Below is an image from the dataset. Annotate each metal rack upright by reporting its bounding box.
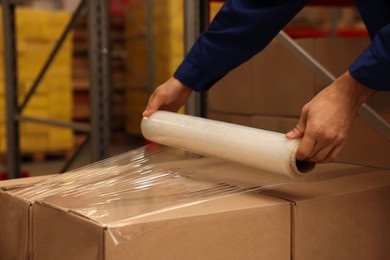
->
[1,0,112,178]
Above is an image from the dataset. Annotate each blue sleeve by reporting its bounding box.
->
[349,0,390,91]
[174,0,308,92]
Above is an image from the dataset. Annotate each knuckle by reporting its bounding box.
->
[311,154,324,163]
[327,154,338,162]
[154,89,168,102]
[329,150,341,161]
[296,148,309,161]
[301,104,309,115]
[311,128,340,143]
[154,88,163,97]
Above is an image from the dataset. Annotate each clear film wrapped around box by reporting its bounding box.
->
[8,144,304,259]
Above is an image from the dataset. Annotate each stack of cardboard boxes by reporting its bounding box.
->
[208,37,390,169]
[0,8,74,154]
[1,148,390,259]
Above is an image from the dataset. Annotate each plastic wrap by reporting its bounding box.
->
[9,144,302,257]
[142,111,315,177]
[13,145,293,218]
[7,144,371,259]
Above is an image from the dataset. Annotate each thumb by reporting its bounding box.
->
[286,119,306,139]
[142,106,155,118]
[142,94,159,117]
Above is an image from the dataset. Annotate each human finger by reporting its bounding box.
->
[142,92,161,117]
[308,142,337,162]
[295,132,316,161]
[316,143,344,163]
[286,103,309,139]
[286,123,305,139]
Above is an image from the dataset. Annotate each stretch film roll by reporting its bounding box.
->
[141,111,315,177]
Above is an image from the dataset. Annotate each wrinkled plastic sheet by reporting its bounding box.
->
[10,144,302,246]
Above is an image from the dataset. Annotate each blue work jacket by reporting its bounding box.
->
[174,0,390,91]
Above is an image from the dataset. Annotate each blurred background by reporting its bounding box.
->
[0,0,372,178]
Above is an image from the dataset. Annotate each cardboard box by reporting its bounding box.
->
[312,37,390,114]
[340,113,390,169]
[0,148,293,260]
[251,39,315,116]
[208,112,298,134]
[208,38,316,116]
[32,192,291,260]
[313,37,369,91]
[208,57,255,114]
[0,175,58,260]
[207,112,253,127]
[0,175,58,189]
[264,163,390,260]
[208,37,387,118]
[3,158,390,259]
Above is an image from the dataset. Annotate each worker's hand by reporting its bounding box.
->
[286,71,375,163]
[142,77,193,117]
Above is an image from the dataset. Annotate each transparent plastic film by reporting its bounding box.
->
[11,145,199,201]
[141,111,315,177]
[9,144,300,252]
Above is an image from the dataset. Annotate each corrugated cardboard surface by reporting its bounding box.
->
[0,175,57,189]
[208,38,316,117]
[264,164,390,260]
[32,193,291,260]
[208,112,253,128]
[208,36,390,122]
[33,203,104,260]
[252,39,315,116]
[0,175,58,260]
[2,165,390,259]
[0,191,30,260]
[208,55,254,114]
[341,114,390,169]
[208,37,375,117]
[313,37,369,91]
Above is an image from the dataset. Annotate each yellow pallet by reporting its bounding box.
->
[16,8,72,42]
[48,128,74,151]
[20,133,49,152]
[0,7,74,154]
[125,0,185,135]
[125,0,184,83]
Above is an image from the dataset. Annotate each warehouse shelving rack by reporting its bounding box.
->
[1,0,112,178]
[193,0,390,140]
[184,0,208,118]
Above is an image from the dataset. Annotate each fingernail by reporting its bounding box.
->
[286,130,294,138]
